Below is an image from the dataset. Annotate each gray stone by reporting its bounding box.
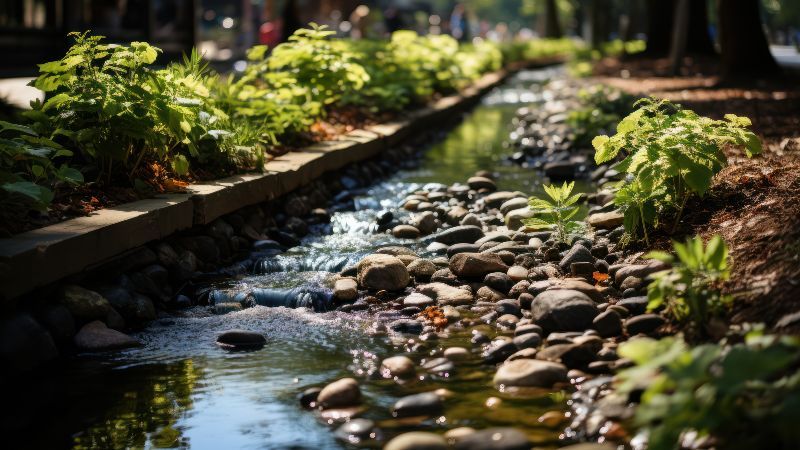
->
[381,355,416,378]
[592,310,623,337]
[357,254,410,291]
[385,432,447,450]
[392,392,443,418]
[434,225,484,245]
[408,259,437,281]
[450,253,509,278]
[493,359,568,388]
[418,283,473,305]
[74,320,140,352]
[499,197,529,215]
[317,377,361,409]
[587,211,624,230]
[413,211,438,235]
[334,418,376,443]
[625,314,665,335]
[334,278,358,301]
[512,332,541,349]
[559,244,595,272]
[454,427,530,450]
[216,329,266,350]
[467,176,496,191]
[482,339,518,364]
[60,285,112,323]
[617,296,649,315]
[403,293,435,308]
[389,319,424,334]
[484,272,514,293]
[505,208,536,229]
[393,225,421,239]
[530,289,599,332]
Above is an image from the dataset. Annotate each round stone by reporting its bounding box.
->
[317,378,361,409]
[385,432,447,450]
[215,329,266,350]
[493,359,568,388]
[381,355,416,378]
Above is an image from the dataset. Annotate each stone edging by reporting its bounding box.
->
[0,62,547,303]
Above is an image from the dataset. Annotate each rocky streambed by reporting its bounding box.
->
[4,68,667,449]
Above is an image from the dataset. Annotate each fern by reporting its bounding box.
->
[524,181,584,243]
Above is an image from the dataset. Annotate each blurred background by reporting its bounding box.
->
[0,0,798,100]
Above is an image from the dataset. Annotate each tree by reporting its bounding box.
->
[643,0,675,56]
[542,0,563,38]
[718,0,780,78]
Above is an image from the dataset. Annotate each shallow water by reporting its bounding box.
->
[16,68,577,449]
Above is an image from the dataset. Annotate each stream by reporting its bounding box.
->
[12,67,581,450]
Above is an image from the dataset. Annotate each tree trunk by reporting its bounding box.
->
[718,0,780,78]
[669,0,690,74]
[586,0,612,48]
[643,0,675,56]
[685,0,714,54]
[543,0,563,38]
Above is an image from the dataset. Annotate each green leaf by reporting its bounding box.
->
[57,165,84,184]
[0,120,36,136]
[2,181,53,207]
[171,154,190,176]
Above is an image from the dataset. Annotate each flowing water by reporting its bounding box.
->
[13,68,576,450]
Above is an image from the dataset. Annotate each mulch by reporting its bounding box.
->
[593,55,800,330]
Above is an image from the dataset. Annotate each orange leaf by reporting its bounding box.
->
[592,272,609,284]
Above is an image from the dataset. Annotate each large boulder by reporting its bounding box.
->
[417,283,473,305]
[493,359,568,388]
[357,254,410,291]
[449,253,509,278]
[530,289,599,332]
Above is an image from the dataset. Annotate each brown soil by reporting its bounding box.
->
[594,55,800,331]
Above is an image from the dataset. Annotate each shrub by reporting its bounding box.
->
[0,120,82,210]
[646,235,732,334]
[566,85,638,148]
[524,181,583,243]
[616,329,800,450]
[593,98,761,242]
[26,32,237,180]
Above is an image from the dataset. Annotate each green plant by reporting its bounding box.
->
[268,23,369,107]
[26,32,236,182]
[566,85,638,148]
[593,98,761,242]
[646,235,732,333]
[524,181,583,243]
[0,120,82,210]
[616,330,800,450]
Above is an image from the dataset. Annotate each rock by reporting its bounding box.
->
[614,261,669,288]
[544,160,577,179]
[393,225,421,239]
[389,319,424,334]
[385,432,447,450]
[587,211,624,230]
[485,191,521,208]
[625,314,665,335]
[414,212,438,235]
[334,418,376,443]
[467,176,496,191]
[446,206,469,224]
[537,344,596,369]
[408,259,437,281]
[495,299,522,317]
[392,392,443,418]
[507,266,528,282]
[381,355,416,378]
[418,283,473,306]
[444,347,470,361]
[510,282,531,299]
[334,278,358,301]
[216,329,267,350]
[482,339,518,364]
[36,304,75,342]
[505,208,536,230]
[74,321,140,352]
[453,427,530,450]
[558,244,595,272]
[434,225,484,245]
[450,253,509,278]
[421,357,454,373]
[430,268,458,284]
[543,279,605,303]
[477,286,505,302]
[445,427,476,441]
[592,310,623,337]
[493,359,568,388]
[512,333,542,349]
[460,213,483,228]
[299,387,321,408]
[0,313,58,373]
[530,290,599,332]
[357,254,410,291]
[376,246,420,257]
[403,293,435,308]
[515,323,543,337]
[98,287,156,325]
[317,378,361,409]
[499,197,529,215]
[557,444,616,450]
[484,272,514,293]
[617,296,649,315]
[60,285,112,323]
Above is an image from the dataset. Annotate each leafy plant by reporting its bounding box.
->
[646,235,732,333]
[593,98,762,242]
[0,120,83,210]
[26,32,235,182]
[616,330,800,450]
[268,23,369,107]
[566,85,638,148]
[524,181,583,243]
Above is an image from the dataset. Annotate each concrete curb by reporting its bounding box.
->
[0,61,552,302]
